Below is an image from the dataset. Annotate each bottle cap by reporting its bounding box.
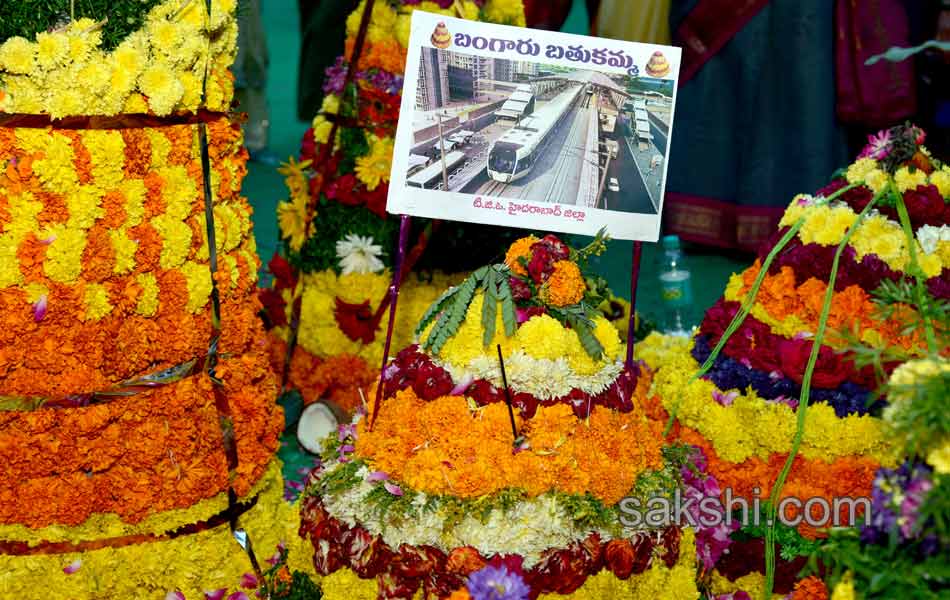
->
[662,235,680,250]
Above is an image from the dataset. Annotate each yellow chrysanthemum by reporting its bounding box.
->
[893,166,929,193]
[347,0,398,44]
[395,14,412,49]
[83,283,113,321]
[139,64,185,116]
[864,169,889,194]
[34,32,69,69]
[355,135,394,191]
[845,157,878,185]
[516,315,572,361]
[0,36,36,74]
[928,168,950,198]
[798,205,857,246]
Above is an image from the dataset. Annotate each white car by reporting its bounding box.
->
[607,177,620,192]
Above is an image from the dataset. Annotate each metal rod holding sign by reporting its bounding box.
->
[624,240,643,372]
[369,215,412,430]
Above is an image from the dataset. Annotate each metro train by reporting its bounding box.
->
[486,85,584,184]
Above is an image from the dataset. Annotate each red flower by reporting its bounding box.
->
[777,339,850,389]
[659,527,681,568]
[604,536,653,579]
[300,128,316,162]
[258,288,287,328]
[527,245,555,284]
[529,542,595,595]
[446,546,487,575]
[413,362,454,400]
[334,298,383,344]
[903,184,947,228]
[341,528,392,578]
[510,276,532,301]
[268,252,297,289]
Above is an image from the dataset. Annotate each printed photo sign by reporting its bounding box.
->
[387,11,681,241]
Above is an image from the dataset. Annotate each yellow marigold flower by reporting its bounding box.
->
[864,169,889,194]
[927,440,950,475]
[83,284,113,321]
[111,230,138,274]
[179,71,202,108]
[482,0,527,26]
[543,260,586,306]
[919,251,942,278]
[132,272,158,316]
[181,261,213,313]
[0,37,36,74]
[320,94,340,116]
[845,157,878,185]
[930,168,950,198]
[894,166,928,193]
[504,236,538,276]
[152,215,194,270]
[458,0,482,20]
[355,135,394,191]
[139,64,184,116]
[35,32,69,70]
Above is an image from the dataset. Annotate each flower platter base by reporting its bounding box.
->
[0,461,314,599]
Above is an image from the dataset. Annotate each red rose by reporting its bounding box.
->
[512,391,538,418]
[257,288,287,328]
[413,362,454,400]
[268,252,297,289]
[541,234,570,260]
[527,245,555,284]
[468,379,502,406]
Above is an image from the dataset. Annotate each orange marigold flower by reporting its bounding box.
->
[447,590,472,600]
[544,260,586,307]
[504,236,538,276]
[792,576,829,600]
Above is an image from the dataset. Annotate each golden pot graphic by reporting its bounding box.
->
[431,22,451,49]
[645,51,671,78]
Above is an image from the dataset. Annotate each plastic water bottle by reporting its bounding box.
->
[658,235,693,337]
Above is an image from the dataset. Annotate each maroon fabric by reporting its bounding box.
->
[675,0,770,85]
[663,192,784,252]
[834,0,916,128]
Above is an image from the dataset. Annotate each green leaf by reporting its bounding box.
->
[482,267,498,347]
[567,313,604,361]
[424,267,485,354]
[497,274,518,337]
[416,284,460,337]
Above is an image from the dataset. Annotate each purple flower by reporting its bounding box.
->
[338,423,357,442]
[226,593,250,600]
[681,447,737,570]
[467,564,531,600]
[384,481,404,496]
[711,389,738,406]
[322,57,348,95]
[366,470,389,482]
[451,373,475,396]
[240,573,258,589]
[900,476,934,539]
[204,590,227,600]
[859,129,892,160]
[63,559,81,575]
[33,294,47,322]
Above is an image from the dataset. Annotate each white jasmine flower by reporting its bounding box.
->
[336,233,385,274]
[916,224,949,255]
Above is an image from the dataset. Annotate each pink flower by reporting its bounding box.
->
[33,294,47,322]
[338,423,357,441]
[165,592,186,600]
[859,129,892,160]
[227,593,250,600]
[450,373,474,395]
[63,559,82,575]
[204,591,227,600]
[41,234,56,244]
[367,471,389,482]
[384,481,404,496]
[240,573,258,589]
[711,389,738,406]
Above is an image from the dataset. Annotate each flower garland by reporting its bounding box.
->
[0,461,314,600]
[0,0,236,118]
[382,344,647,419]
[356,388,664,503]
[639,333,894,464]
[0,117,258,397]
[0,350,282,529]
[722,264,928,353]
[311,529,696,600]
